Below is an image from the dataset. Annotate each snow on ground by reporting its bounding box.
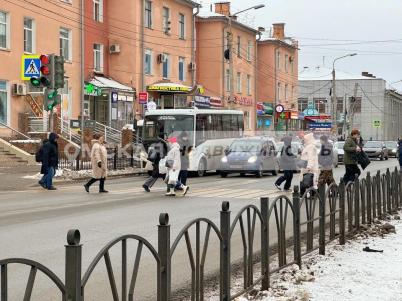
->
[238,213,402,301]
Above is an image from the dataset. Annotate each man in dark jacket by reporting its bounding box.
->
[343,129,361,184]
[38,138,49,189]
[318,135,335,186]
[41,132,59,190]
[275,136,297,191]
[398,138,402,169]
[142,142,164,192]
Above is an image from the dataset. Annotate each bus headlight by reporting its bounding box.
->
[221,156,228,163]
[248,156,257,163]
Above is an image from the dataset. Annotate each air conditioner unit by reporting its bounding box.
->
[188,62,196,71]
[12,83,27,96]
[109,44,121,54]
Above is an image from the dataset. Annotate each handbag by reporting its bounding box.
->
[357,151,370,170]
[300,173,314,191]
[296,159,308,169]
[168,169,179,185]
[158,158,167,174]
[165,159,174,168]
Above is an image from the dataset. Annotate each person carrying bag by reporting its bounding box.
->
[299,133,319,196]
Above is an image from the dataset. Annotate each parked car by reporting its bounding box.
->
[384,141,398,158]
[219,137,279,178]
[276,141,303,172]
[315,141,339,168]
[363,141,389,160]
[334,141,345,164]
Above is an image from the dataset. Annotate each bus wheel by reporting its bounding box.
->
[220,172,228,178]
[197,159,207,177]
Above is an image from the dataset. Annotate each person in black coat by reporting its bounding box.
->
[275,136,297,191]
[41,132,59,190]
[38,138,49,189]
[142,142,165,192]
[398,138,402,169]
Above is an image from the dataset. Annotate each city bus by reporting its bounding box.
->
[142,109,244,176]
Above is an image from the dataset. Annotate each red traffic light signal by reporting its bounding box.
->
[40,54,49,65]
[40,65,50,75]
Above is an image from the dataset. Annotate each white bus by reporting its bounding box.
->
[142,109,244,176]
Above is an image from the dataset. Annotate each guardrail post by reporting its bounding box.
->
[377,171,382,218]
[158,214,170,301]
[220,202,231,301]
[386,169,391,213]
[366,172,372,224]
[318,185,326,255]
[293,186,302,268]
[260,197,269,290]
[65,229,82,301]
[354,179,360,230]
[1,263,7,301]
[339,179,346,245]
[113,146,118,170]
[130,147,134,168]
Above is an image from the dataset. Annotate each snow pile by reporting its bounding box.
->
[237,213,402,301]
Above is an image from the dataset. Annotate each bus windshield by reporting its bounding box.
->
[143,114,195,141]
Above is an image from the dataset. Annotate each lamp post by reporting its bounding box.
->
[227,4,265,109]
[331,53,357,136]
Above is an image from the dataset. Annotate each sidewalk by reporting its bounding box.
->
[238,212,402,301]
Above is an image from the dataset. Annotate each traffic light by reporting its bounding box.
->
[44,88,61,111]
[30,54,54,88]
[54,55,65,89]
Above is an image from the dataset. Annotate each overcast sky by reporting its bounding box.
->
[199,0,402,88]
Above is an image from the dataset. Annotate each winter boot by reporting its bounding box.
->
[99,178,109,193]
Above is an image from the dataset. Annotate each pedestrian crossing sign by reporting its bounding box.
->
[21,55,41,80]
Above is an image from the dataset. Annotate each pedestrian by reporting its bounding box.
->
[299,132,319,196]
[41,132,59,190]
[175,131,191,194]
[38,137,49,189]
[343,129,362,184]
[142,142,165,192]
[165,137,188,196]
[84,134,108,193]
[398,137,402,169]
[318,135,335,187]
[274,136,297,192]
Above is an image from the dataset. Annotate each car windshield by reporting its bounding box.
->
[335,142,345,149]
[385,142,396,148]
[364,141,382,148]
[230,140,262,153]
[143,115,194,142]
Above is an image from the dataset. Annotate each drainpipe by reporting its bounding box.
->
[140,0,145,116]
[254,34,261,134]
[192,5,200,87]
[223,19,229,105]
[80,0,85,152]
[273,45,280,131]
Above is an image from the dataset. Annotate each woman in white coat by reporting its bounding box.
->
[300,132,319,196]
[165,137,189,196]
[84,133,109,193]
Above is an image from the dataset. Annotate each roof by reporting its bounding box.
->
[258,38,298,50]
[177,0,200,8]
[89,76,134,92]
[298,66,379,81]
[197,10,258,34]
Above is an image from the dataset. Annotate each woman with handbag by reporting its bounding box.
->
[165,137,189,196]
[84,134,108,193]
[300,133,319,196]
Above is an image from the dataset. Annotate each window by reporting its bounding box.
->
[285,84,288,101]
[163,7,170,33]
[285,54,288,73]
[236,72,241,93]
[277,82,281,101]
[247,41,252,61]
[24,17,34,53]
[0,11,9,49]
[237,36,241,57]
[59,28,71,61]
[276,50,280,70]
[93,0,103,22]
[178,57,185,81]
[313,98,326,114]
[0,80,7,125]
[246,75,251,95]
[144,49,152,75]
[298,98,308,112]
[93,43,104,72]
[162,53,169,78]
[225,69,231,92]
[179,13,185,39]
[144,0,152,29]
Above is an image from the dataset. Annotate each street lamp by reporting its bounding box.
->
[227,4,265,109]
[331,53,357,136]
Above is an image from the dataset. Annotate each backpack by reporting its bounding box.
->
[35,145,44,163]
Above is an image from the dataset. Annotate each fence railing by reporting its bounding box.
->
[0,168,401,301]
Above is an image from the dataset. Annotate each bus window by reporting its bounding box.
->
[196,114,208,145]
[212,114,223,139]
[144,115,194,141]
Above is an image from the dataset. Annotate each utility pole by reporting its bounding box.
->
[80,0,85,152]
[228,16,234,110]
[331,68,337,136]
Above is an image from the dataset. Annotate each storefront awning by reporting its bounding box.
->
[89,76,134,92]
[147,82,192,93]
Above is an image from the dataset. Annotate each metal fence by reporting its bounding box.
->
[0,168,401,301]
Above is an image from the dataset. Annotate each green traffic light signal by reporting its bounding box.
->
[30,77,41,87]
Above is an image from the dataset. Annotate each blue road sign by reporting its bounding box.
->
[21,55,41,80]
[308,122,332,129]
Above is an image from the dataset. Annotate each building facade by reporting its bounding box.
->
[257,23,299,131]
[0,0,81,135]
[298,67,402,140]
[196,2,258,131]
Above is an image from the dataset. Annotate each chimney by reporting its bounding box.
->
[214,2,231,16]
[272,23,285,40]
[362,72,376,78]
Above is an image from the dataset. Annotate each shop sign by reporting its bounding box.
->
[257,102,274,115]
[84,83,102,96]
[138,92,148,104]
[210,97,223,108]
[291,111,299,119]
[70,119,81,129]
[308,122,332,129]
[276,111,291,119]
[303,108,319,116]
[234,96,253,106]
[194,95,210,109]
[306,115,331,120]
[147,84,190,92]
[84,120,96,128]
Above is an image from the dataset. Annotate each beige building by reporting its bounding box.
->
[0,0,81,135]
[196,2,259,130]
